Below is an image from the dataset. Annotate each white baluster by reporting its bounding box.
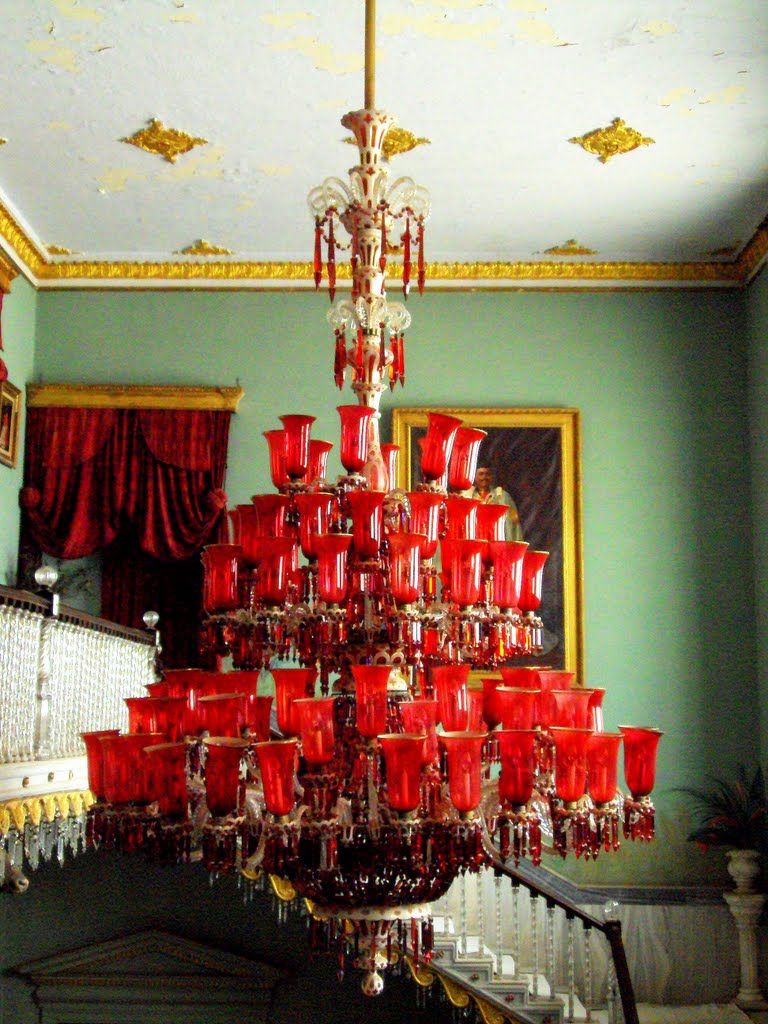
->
[566,914,576,1021]
[583,924,593,1022]
[494,872,503,977]
[530,893,540,998]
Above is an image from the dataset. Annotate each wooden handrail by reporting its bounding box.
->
[490,855,639,1023]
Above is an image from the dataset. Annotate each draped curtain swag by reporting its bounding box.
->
[21,406,231,561]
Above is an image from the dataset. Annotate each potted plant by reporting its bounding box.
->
[682,765,767,893]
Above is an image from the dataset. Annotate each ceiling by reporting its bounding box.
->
[0,0,767,290]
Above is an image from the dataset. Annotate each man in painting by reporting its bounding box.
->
[470,465,523,542]
[0,401,11,451]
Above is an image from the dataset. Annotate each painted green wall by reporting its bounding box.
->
[0,276,36,585]
[31,286,754,886]
[747,267,768,767]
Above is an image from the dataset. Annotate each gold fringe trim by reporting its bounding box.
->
[404,956,517,1023]
[0,790,94,835]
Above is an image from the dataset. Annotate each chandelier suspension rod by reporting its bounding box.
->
[364,0,376,108]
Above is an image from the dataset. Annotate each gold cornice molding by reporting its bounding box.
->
[0,249,18,292]
[27,383,244,412]
[1,197,766,289]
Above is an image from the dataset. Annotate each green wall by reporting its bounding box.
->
[0,275,36,586]
[747,267,768,766]
[31,285,754,886]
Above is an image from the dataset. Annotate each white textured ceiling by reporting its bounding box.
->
[0,0,766,287]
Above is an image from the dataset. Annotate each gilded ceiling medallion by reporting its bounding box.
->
[569,118,655,163]
[344,125,430,160]
[121,118,208,164]
[176,239,235,256]
[0,138,6,146]
[544,239,597,256]
[706,243,741,258]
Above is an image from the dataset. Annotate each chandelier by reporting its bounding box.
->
[82,1,662,997]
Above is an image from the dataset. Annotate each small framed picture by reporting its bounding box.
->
[0,380,21,468]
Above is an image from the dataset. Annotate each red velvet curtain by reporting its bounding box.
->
[20,406,231,665]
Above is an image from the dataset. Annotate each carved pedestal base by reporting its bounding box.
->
[723,891,768,1010]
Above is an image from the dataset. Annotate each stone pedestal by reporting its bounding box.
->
[723,886,768,1010]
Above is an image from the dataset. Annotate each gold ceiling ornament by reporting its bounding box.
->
[344,124,430,159]
[176,239,235,256]
[121,118,208,163]
[0,137,6,146]
[569,117,655,163]
[706,242,741,258]
[544,239,597,256]
[45,244,78,256]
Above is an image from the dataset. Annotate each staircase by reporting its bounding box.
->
[405,868,632,1024]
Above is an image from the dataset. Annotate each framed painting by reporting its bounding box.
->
[391,407,585,681]
[0,380,21,469]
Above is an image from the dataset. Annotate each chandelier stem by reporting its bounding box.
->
[364,0,376,108]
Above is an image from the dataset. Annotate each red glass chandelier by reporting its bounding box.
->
[82,1,661,996]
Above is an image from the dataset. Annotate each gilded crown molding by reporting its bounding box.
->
[121,118,208,163]
[27,383,244,412]
[0,249,18,292]
[45,244,78,256]
[344,124,430,159]
[0,198,765,289]
[569,117,655,163]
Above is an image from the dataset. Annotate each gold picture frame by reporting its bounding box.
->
[391,407,585,682]
[0,380,21,469]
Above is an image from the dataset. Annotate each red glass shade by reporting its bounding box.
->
[280,414,316,478]
[314,533,352,603]
[468,689,485,731]
[125,696,186,741]
[347,490,385,559]
[586,688,606,731]
[443,497,480,540]
[197,693,247,738]
[145,681,169,697]
[440,732,486,813]
[380,443,399,491]
[352,664,391,738]
[532,669,575,729]
[481,678,503,729]
[250,494,291,538]
[337,405,376,473]
[247,694,273,741]
[204,737,248,817]
[619,726,663,799]
[551,727,593,805]
[296,493,336,559]
[430,663,470,731]
[81,729,120,800]
[100,733,163,804]
[476,504,507,543]
[201,544,242,613]
[497,687,539,730]
[379,734,426,812]
[125,696,157,734]
[144,742,188,818]
[552,689,593,729]
[497,729,538,808]
[254,537,296,604]
[295,696,336,766]
[272,667,316,736]
[587,732,623,805]
[263,429,289,489]
[448,428,487,491]
[518,549,549,613]
[161,668,210,700]
[387,532,424,605]
[398,699,439,763]
[448,539,485,606]
[229,505,269,567]
[304,439,334,484]
[488,540,528,608]
[254,738,299,817]
[420,412,463,481]
[407,491,443,559]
